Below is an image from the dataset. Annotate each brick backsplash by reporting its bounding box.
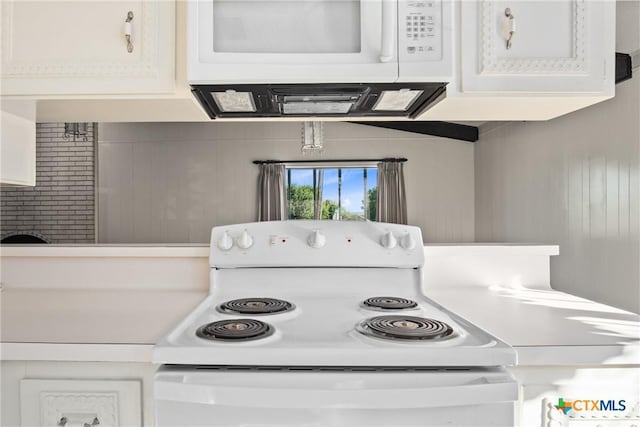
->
[0,123,96,243]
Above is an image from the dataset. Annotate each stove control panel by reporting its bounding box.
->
[210,221,424,268]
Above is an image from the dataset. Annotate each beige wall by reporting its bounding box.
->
[616,0,640,54]
[98,122,475,244]
[475,74,640,313]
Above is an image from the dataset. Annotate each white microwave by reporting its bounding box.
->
[187,0,453,84]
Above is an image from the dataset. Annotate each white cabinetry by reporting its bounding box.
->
[21,379,141,427]
[510,366,640,427]
[423,0,616,120]
[1,1,175,96]
[1,101,36,186]
[1,361,155,427]
[460,0,614,93]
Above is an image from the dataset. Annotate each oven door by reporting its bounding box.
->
[155,367,517,426]
[188,0,398,84]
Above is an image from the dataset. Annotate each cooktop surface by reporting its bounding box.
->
[154,268,515,366]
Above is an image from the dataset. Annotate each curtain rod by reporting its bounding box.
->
[253,158,407,165]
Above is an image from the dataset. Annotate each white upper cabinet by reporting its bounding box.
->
[460,0,615,93]
[1,1,175,96]
[1,101,36,186]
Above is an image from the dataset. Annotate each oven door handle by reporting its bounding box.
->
[155,376,518,409]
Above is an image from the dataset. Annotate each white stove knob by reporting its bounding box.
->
[236,229,254,250]
[400,233,416,250]
[217,231,234,251]
[307,229,326,248]
[380,231,397,249]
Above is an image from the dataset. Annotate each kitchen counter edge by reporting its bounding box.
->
[0,244,559,258]
[2,342,637,367]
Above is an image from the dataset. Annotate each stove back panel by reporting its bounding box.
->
[209,220,424,269]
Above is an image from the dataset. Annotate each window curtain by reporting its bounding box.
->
[376,161,407,224]
[257,163,287,221]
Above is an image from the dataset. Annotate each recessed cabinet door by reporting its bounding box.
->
[1,101,36,187]
[20,379,142,427]
[460,1,614,93]
[1,1,174,95]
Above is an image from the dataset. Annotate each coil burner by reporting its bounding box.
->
[357,315,454,341]
[196,319,274,341]
[362,296,418,310]
[218,298,295,315]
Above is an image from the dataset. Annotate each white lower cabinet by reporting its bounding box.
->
[510,366,640,427]
[460,0,615,94]
[21,379,141,427]
[1,1,175,96]
[1,361,155,427]
[3,361,640,427]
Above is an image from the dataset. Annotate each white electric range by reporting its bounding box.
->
[154,221,518,426]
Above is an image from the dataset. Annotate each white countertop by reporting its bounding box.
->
[0,245,209,258]
[2,243,637,366]
[423,244,559,256]
[428,287,640,366]
[0,243,557,258]
[0,289,207,362]
[2,286,638,365]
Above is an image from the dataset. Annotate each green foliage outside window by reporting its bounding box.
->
[366,187,377,221]
[288,184,315,219]
[286,167,377,221]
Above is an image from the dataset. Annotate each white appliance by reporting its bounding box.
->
[154,221,518,426]
[188,0,452,84]
[188,0,452,119]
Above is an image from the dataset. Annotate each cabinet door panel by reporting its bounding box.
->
[1,1,174,95]
[493,2,573,58]
[1,102,36,187]
[461,0,614,93]
[20,379,142,427]
[8,3,141,64]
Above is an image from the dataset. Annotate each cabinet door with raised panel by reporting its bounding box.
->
[460,0,614,94]
[1,1,174,95]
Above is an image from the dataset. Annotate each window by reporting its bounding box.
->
[286,166,377,221]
